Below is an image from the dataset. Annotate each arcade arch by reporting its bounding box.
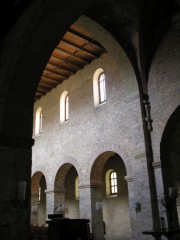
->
[54,163,80,219]
[31,171,47,226]
[90,151,131,240]
[160,106,180,229]
[0,1,179,240]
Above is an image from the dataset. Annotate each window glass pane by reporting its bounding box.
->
[110,171,118,194]
[38,186,41,203]
[99,73,106,103]
[114,179,117,185]
[65,95,69,121]
[113,172,117,178]
[39,111,42,134]
[75,177,79,200]
[111,179,115,185]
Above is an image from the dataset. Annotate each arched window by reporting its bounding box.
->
[39,111,42,134]
[65,94,69,121]
[105,169,118,197]
[98,72,106,103]
[75,176,79,200]
[93,68,106,107]
[110,171,117,195]
[35,107,42,136]
[60,91,69,124]
[38,186,41,203]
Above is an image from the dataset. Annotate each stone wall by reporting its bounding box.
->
[31,14,180,240]
[148,23,180,228]
[32,47,152,239]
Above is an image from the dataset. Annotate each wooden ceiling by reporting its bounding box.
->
[35,24,106,101]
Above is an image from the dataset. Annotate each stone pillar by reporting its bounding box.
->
[38,187,46,226]
[125,176,135,239]
[79,184,92,222]
[91,183,104,240]
[0,143,32,240]
[30,193,39,225]
[45,189,66,219]
[79,183,104,240]
[125,93,155,239]
[45,189,55,219]
[132,154,154,240]
[153,161,179,230]
[152,161,166,229]
[54,190,65,214]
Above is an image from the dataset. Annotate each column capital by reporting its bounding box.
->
[45,188,66,194]
[152,161,162,169]
[152,161,171,169]
[79,182,103,189]
[45,189,54,194]
[125,175,133,182]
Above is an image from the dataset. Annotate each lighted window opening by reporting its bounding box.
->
[93,68,106,107]
[38,186,41,203]
[75,177,79,200]
[35,107,42,136]
[60,91,69,124]
[98,73,106,103]
[110,171,117,195]
[39,111,42,134]
[65,95,69,121]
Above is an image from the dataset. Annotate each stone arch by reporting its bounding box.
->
[52,156,80,187]
[91,151,116,185]
[31,171,47,226]
[54,162,80,219]
[88,144,132,183]
[54,163,74,191]
[152,100,180,158]
[0,1,95,139]
[31,171,46,194]
[161,106,180,166]
[90,151,131,239]
[160,106,180,229]
[148,23,180,160]
[31,166,49,188]
[90,150,128,191]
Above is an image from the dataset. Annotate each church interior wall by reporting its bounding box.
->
[32,51,137,177]
[148,24,180,230]
[31,40,144,238]
[149,24,180,156]
[30,12,180,240]
[102,155,131,239]
[1,1,179,240]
